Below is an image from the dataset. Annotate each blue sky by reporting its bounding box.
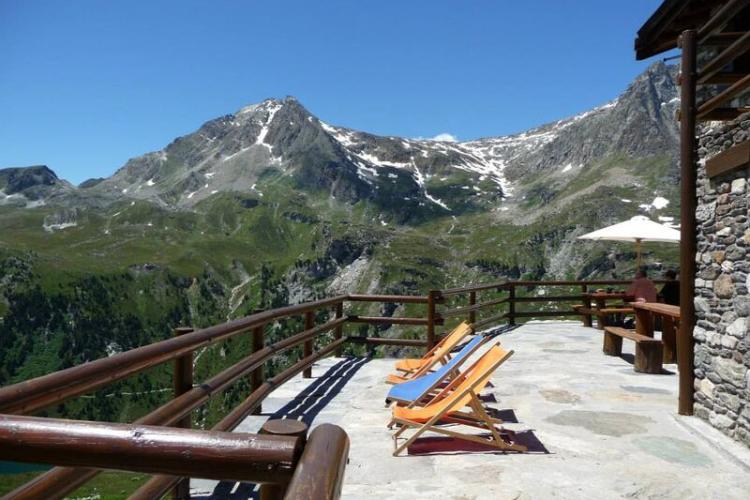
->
[0,1,667,184]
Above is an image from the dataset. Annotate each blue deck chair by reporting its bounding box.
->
[386,335,487,406]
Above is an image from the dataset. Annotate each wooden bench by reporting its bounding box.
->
[603,326,663,374]
[573,306,634,329]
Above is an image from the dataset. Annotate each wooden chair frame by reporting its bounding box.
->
[388,347,527,456]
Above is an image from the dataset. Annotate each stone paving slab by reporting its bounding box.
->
[192,321,750,499]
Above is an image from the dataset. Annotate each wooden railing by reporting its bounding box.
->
[437,279,672,331]
[0,280,672,499]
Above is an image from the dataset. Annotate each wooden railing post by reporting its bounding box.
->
[334,302,344,357]
[251,325,264,415]
[678,28,697,416]
[427,291,437,349]
[508,285,516,325]
[303,311,314,378]
[173,326,193,500]
[259,419,308,500]
[468,291,476,324]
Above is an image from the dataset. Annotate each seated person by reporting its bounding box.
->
[658,269,680,305]
[626,267,658,303]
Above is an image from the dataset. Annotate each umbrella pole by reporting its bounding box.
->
[636,239,642,270]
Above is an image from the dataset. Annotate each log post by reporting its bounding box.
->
[468,291,476,324]
[334,302,344,357]
[581,284,592,327]
[303,311,314,378]
[259,419,308,500]
[508,284,516,326]
[662,316,677,364]
[634,308,654,338]
[251,325,264,415]
[678,29,697,416]
[172,327,193,500]
[426,291,437,349]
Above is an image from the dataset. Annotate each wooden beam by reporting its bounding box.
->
[698,0,750,43]
[697,73,750,119]
[0,415,301,486]
[705,140,750,177]
[698,30,750,85]
[702,31,748,46]
[702,72,749,85]
[697,107,750,121]
[635,0,691,60]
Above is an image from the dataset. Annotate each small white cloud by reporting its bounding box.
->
[430,133,458,142]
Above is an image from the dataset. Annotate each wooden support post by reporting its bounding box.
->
[259,419,309,500]
[468,291,476,324]
[334,302,344,357]
[251,325,264,415]
[581,284,592,327]
[602,330,623,356]
[662,316,677,364]
[426,291,437,349]
[508,285,516,326]
[303,311,314,378]
[678,29,697,416]
[172,327,193,500]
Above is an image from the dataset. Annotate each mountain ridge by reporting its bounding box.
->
[1,61,680,228]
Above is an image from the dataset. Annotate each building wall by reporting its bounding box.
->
[694,114,750,446]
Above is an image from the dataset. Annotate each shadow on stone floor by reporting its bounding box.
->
[405,429,549,456]
[619,353,676,375]
[193,356,369,500]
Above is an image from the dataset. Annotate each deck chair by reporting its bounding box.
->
[387,322,473,384]
[386,335,487,406]
[389,345,527,456]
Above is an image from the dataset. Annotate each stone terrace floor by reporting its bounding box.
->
[192,321,750,499]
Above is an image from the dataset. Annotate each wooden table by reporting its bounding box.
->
[580,292,635,329]
[632,302,680,364]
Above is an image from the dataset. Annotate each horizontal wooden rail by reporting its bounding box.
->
[130,338,347,499]
[0,314,347,417]
[0,295,348,415]
[513,310,580,317]
[472,312,510,330]
[284,423,349,500]
[441,297,509,318]
[440,281,508,296]
[697,73,750,120]
[347,337,429,347]
[6,319,348,499]
[513,295,584,303]
[0,415,301,485]
[347,315,432,326]
[347,294,429,304]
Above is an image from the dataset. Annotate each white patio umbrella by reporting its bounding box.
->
[577,215,680,269]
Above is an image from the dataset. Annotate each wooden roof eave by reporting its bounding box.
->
[635,0,719,60]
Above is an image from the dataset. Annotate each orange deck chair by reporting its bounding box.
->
[389,344,527,456]
[386,322,473,385]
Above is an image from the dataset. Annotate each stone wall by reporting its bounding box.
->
[694,114,750,446]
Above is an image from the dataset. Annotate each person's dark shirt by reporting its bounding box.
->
[659,280,680,305]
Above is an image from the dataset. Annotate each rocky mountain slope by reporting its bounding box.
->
[0,62,681,423]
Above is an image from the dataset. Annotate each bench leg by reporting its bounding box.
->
[603,332,622,356]
[634,342,663,374]
[596,313,606,330]
[582,312,592,327]
[661,318,677,364]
